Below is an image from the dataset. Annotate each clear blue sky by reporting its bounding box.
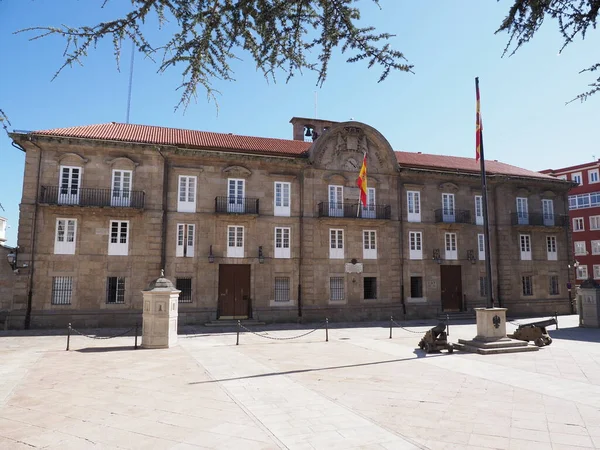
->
[1,1,599,247]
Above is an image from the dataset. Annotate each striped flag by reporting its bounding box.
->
[356,154,367,207]
[476,81,483,162]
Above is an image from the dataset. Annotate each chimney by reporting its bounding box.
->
[290,117,338,142]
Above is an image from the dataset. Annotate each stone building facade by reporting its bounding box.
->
[7,118,574,328]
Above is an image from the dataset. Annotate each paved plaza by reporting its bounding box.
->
[1,315,600,449]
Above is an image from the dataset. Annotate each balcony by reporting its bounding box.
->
[40,186,145,208]
[317,202,391,219]
[215,196,260,215]
[511,212,569,227]
[434,209,472,224]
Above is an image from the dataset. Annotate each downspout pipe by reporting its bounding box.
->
[397,174,406,315]
[156,148,168,271]
[298,170,304,319]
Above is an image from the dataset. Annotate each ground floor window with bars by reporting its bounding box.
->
[274,277,290,302]
[549,275,559,295]
[522,275,533,296]
[106,277,125,304]
[51,276,73,305]
[479,276,488,297]
[330,277,345,301]
[176,278,192,303]
[364,277,377,300]
[410,276,423,298]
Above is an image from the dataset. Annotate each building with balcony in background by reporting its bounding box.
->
[6,118,574,328]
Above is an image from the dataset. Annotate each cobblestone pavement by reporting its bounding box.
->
[1,314,600,449]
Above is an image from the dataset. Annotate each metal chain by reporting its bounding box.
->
[390,319,425,334]
[70,326,135,340]
[238,321,327,340]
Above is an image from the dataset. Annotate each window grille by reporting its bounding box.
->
[330,277,345,301]
[51,276,73,305]
[274,277,290,302]
[522,275,533,296]
[176,278,192,303]
[410,276,423,298]
[364,277,377,299]
[549,276,559,295]
[106,277,125,304]
[479,276,488,297]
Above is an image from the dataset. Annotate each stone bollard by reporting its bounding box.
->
[141,271,180,348]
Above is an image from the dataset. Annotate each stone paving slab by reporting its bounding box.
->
[0,315,599,449]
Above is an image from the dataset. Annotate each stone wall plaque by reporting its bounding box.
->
[345,263,363,273]
[344,187,360,200]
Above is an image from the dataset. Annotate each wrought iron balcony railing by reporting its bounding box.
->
[317,202,391,219]
[434,209,472,224]
[511,212,569,227]
[40,186,145,208]
[215,196,260,214]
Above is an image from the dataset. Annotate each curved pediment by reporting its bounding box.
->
[541,190,557,198]
[438,182,459,192]
[222,165,252,178]
[309,121,399,175]
[323,173,348,185]
[516,186,531,197]
[104,156,140,168]
[57,152,88,165]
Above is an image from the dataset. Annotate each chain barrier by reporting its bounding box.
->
[66,322,139,351]
[390,318,426,334]
[237,320,327,341]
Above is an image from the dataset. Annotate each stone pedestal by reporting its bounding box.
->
[578,279,600,328]
[457,307,538,354]
[141,274,180,349]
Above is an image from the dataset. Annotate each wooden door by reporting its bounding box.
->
[440,265,462,311]
[218,264,251,318]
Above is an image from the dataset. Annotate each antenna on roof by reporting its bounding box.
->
[314,91,318,119]
[125,40,135,124]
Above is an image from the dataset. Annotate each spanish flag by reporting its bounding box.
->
[476,79,483,162]
[356,153,367,207]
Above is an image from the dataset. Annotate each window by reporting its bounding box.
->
[479,276,488,297]
[573,217,584,231]
[176,278,192,303]
[475,195,483,225]
[227,226,244,258]
[594,265,600,280]
[54,218,77,255]
[569,192,600,210]
[445,232,457,260]
[330,277,345,301]
[410,276,423,298]
[176,224,195,257]
[274,227,291,259]
[274,277,290,302]
[274,182,291,216]
[361,188,376,219]
[574,241,587,256]
[364,277,377,300]
[178,176,197,213]
[572,172,583,185]
[51,276,73,305]
[407,191,421,222]
[516,197,529,224]
[478,234,485,260]
[542,199,554,226]
[228,178,245,213]
[577,265,588,280]
[111,170,132,207]
[363,230,377,259]
[329,229,344,259]
[546,236,557,261]
[409,231,422,260]
[106,277,125,304]
[592,240,600,255]
[442,193,455,222]
[522,275,533,296]
[328,185,344,217]
[549,276,559,295]
[558,175,567,180]
[590,169,599,184]
[109,221,129,256]
[520,234,531,260]
[58,166,81,205]
[590,215,600,230]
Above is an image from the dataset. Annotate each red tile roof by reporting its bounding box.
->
[30,122,554,180]
[33,122,312,156]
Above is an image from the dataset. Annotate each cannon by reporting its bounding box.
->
[507,318,556,347]
[418,323,453,354]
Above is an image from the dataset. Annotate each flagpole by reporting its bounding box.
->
[476,77,494,309]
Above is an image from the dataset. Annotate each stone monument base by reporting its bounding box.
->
[454,307,539,354]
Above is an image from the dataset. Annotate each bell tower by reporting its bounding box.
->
[290,117,338,142]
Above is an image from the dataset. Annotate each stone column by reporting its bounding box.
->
[578,278,600,328]
[141,272,180,349]
[474,307,508,341]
